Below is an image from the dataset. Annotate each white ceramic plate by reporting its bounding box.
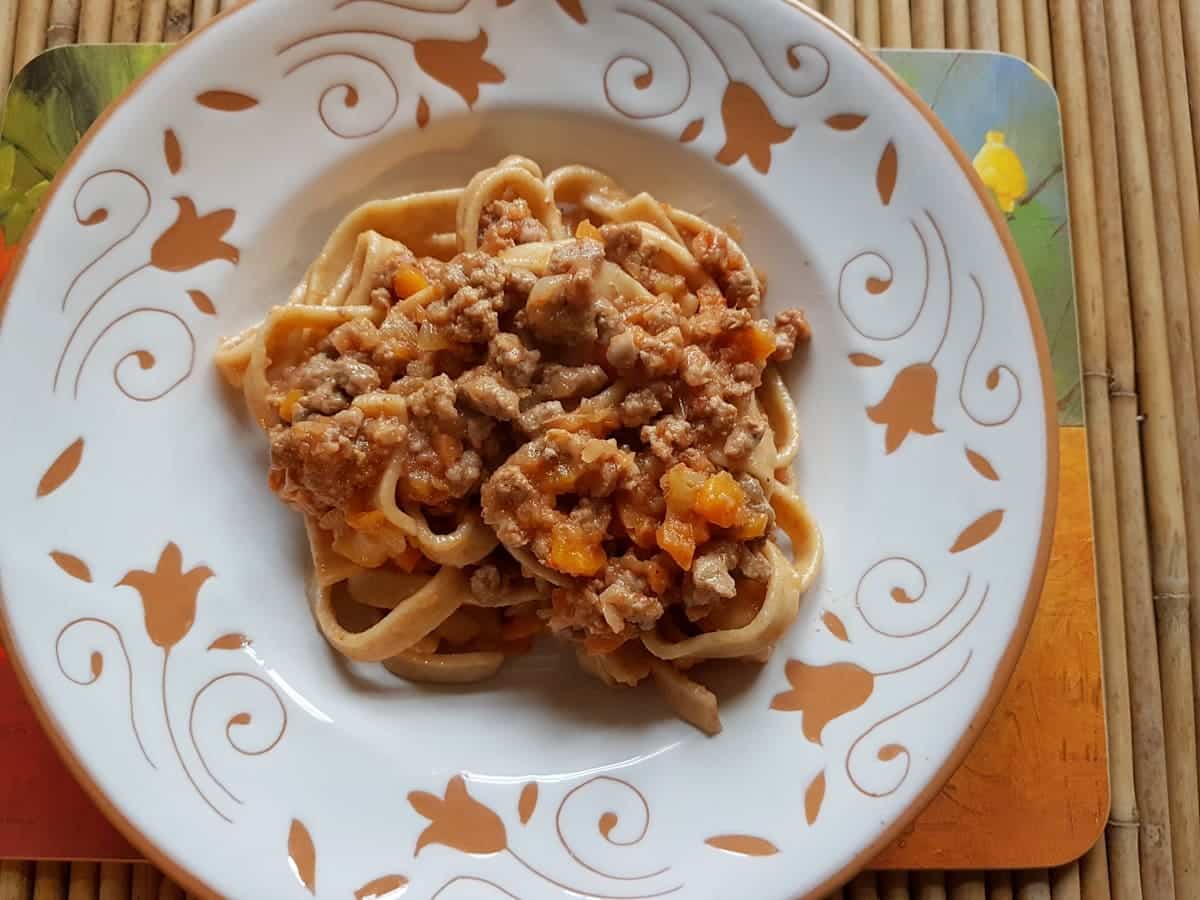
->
[0,2,1055,897]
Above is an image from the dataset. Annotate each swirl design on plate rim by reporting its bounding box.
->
[52,132,238,403]
[325,772,784,896]
[274,7,507,137]
[51,541,290,826]
[601,0,829,174]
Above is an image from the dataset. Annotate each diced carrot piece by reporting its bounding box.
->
[575,220,603,241]
[695,471,746,528]
[617,499,659,549]
[735,510,770,539]
[346,509,387,530]
[584,633,629,656]
[729,325,776,363]
[501,614,544,641]
[392,265,430,299]
[656,516,696,569]
[393,544,426,573]
[278,388,304,423]
[549,529,606,577]
[405,472,438,503]
[546,466,579,494]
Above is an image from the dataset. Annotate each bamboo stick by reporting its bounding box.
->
[1182,0,1200,195]
[969,1,1000,50]
[191,0,216,27]
[879,0,909,47]
[156,877,183,900]
[1156,0,1200,550]
[163,0,186,39]
[0,0,20,91]
[1015,871,1050,900]
[217,0,236,10]
[1023,0,1055,80]
[129,865,159,900]
[1049,865,1080,900]
[32,862,65,900]
[1078,8,1150,900]
[999,0,1027,58]
[879,871,909,900]
[97,865,128,900]
[945,1,969,47]
[137,0,163,40]
[78,0,112,41]
[1111,0,1200,890]
[14,0,50,72]
[1079,834,1112,900]
[987,871,1013,900]
[0,862,32,900]
[853,0,877,45]
[46,0,79,46]
[850,872,879,900]
[914,871,945,900]
[822,0,853,33]
[67,863,97,900]
[1082,0,1178,895]
[1048,1,1142,899]
[947,872,985,900]
[110,0,139,40]
[910,0,943,48]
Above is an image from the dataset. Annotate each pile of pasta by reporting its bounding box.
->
[215,158,821,734]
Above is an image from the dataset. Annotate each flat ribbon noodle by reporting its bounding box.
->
[243,304,381,426]
[301,189,462,303]
[346,568,432,609]
[641,542,803,661]
[507,546,574,588]
[649,658,721,735]
[383,650,506,684]
[305,517,366,587]
[213,323,258,388]
[323,230,413,308]
[307,565,468,662]
[216,157,822,734]
[376,456,498,565]
[760,368,802,468]
[770,483,823,592]
[668,206,762,296]
[458,162,566,251]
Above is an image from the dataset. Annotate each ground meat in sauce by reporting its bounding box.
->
[262,187,811,642]
[479,198,551,253]
[772,308,812,362]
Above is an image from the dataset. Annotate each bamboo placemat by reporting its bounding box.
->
[0,0,1197,898]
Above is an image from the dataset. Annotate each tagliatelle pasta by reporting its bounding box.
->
[216,156,822,734]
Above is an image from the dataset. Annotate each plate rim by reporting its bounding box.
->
[0,1,1059,896]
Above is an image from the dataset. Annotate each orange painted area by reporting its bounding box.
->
[873,426,1108,869]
